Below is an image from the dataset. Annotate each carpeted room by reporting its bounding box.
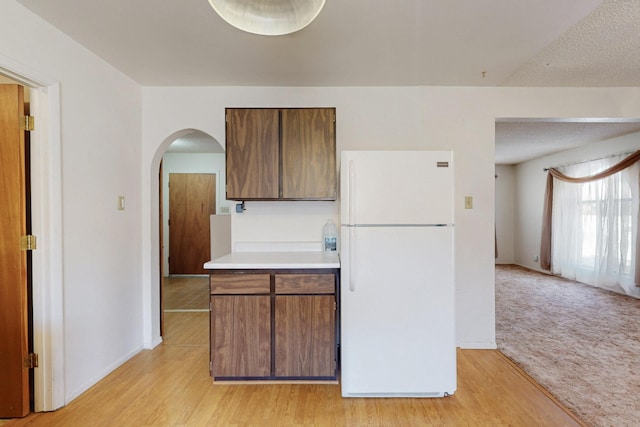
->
[495,130,640,426]
[495,265,640,426]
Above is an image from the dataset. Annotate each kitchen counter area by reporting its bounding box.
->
[205,251,340,382]
[204,251,340,270]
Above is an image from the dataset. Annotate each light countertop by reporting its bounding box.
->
[204,251,340,270]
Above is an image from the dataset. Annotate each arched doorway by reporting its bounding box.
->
[156,130,229,336]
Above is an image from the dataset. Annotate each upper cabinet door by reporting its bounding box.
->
[226,108,280,200]
[281,108,336,200]
[225,107,337,201]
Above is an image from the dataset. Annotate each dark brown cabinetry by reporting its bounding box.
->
[210,274,271,378]
[275,274,336,377]
[225,108,336,201]
[210,270,338,381]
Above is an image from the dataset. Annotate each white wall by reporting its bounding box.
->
[495,165,516,264]
[0,0,142,405]
[142,86,640,350]
[514,130,640,271]
[161,152,231,273]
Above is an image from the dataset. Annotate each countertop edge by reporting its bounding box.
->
[203,251,341,270]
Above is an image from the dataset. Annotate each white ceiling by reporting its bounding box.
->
[15,0,640,162]
[165,131,224,154]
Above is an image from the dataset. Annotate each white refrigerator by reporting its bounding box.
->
[340,150,456,398]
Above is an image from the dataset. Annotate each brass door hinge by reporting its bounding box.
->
[21,235,37,251]
[22,115,35,131]
[24,353,38,369]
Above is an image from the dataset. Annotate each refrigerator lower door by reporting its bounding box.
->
[340,226,456,397]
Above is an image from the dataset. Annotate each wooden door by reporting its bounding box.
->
[159,162,164,335]
[0,84,30,417]
[281,108,336,200]
[211,295,271,378]
[168,173,216,275]
[225,108,279,200]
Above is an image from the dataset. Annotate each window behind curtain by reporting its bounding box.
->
[551,155,640,297]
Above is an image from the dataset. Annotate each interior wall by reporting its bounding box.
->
[514,130,640,271]
[161,152,231,273]
[495,165,516,264]
[0,1,143,404]
[141,85,640,350]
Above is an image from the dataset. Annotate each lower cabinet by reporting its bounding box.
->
[211,295,271,378]
[210,270,338,380]
[275,295,335,377]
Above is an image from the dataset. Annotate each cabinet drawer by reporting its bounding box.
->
[275,274,335,295]
[210,274,271,294]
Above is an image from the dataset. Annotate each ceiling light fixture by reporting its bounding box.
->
[208,0,326,36]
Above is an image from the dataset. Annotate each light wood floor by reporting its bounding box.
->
[3,277,585,426]
[162,276,209,311]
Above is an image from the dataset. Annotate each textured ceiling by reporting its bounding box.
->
[503,0,640,87]
[13,0,640,162]
[495,120,640,165]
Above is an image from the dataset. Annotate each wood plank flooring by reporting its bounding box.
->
[162,276,209,311]
[2,276,585,426]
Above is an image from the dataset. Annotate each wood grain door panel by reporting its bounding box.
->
[0,84,30,417]
[281,108,336,200]
[226,109,279,200]
[275,295,335,377]
[168,173,216,274]
[275,273,335,294]
[211,295,271,378]
[210,274,270,294]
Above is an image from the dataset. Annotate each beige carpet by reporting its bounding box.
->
[496,265,640,427]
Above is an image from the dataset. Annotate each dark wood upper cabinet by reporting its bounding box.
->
[225,107,336,201]
[281,108,336,200]
[226,108,280,200]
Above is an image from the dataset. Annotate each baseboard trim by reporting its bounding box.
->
[457,342,497,350]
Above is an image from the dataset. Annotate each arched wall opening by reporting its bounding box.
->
[147,128,226,342]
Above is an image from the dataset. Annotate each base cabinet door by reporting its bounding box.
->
[275,295,336,378]
[210,270,338,380]
[211,295,271,378]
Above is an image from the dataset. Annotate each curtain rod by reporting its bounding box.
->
[543,150,638,172]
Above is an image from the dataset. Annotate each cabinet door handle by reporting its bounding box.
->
[348,160,355,225]
[349,227,356,292]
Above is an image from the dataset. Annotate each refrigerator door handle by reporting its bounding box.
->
[349,160,355,225]
[349,227,356,292]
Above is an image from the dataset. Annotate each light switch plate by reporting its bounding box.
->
[118,195,125,211]
[464,196,473,209]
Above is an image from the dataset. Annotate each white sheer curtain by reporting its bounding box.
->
[551,154,640,297]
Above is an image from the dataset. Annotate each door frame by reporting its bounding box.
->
[1,58,65,411]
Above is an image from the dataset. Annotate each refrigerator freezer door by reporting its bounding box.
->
[340,226,456,397]
[340,151,453,226]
